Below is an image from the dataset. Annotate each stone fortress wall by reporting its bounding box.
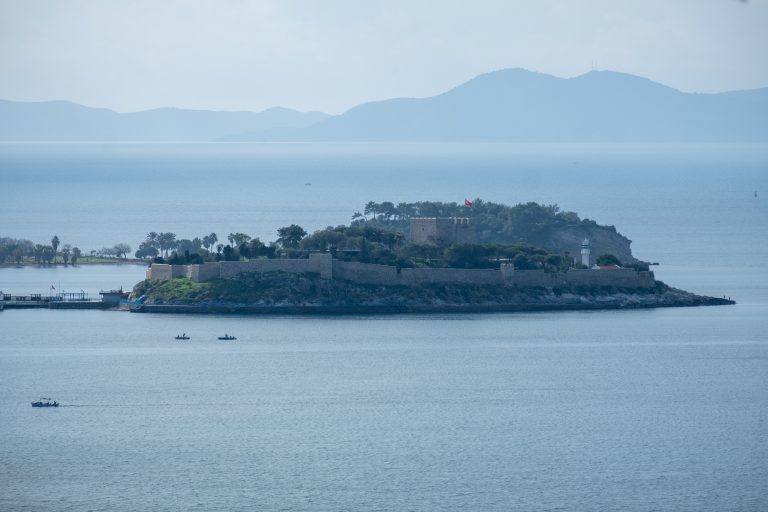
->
[147,253,656,289]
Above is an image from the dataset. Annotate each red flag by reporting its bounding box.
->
[464,199,473,208]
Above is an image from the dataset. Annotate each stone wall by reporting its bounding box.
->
[147,253,333,283]
[564,269,655,289]
[147,264,172,282]
[400,267,501,286]
[146,253,655,290]
[332,260,398,285]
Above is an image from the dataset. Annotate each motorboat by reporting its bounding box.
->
[31,398,59,407]
[174,333,190,340]
[218,334,237,341]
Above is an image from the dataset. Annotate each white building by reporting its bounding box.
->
[581,238,591,267]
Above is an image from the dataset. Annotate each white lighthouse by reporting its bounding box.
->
[581,238,591,268]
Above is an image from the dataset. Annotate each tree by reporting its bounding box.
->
[34,244,45,264]
[135,242,159,259]
[145,232,160,253]
[228,232,251,247]
[41,246,55,264]
[513,253,537,270]
[400,242,441,261]
[596,254,622,266]
[113,243,131,259]
[276,224,307,248]
[177,238,202,255]
[379,201,396,220]
[206,233,218,251]
[443,244,494,269]
[51,235,60,262]
[364,201,378,219]
[248,237,265,257]
[222,244,237,261]
[61,244,71,265]
[71,247,81,265]
[157,232,177,257]
[300,229,346,252]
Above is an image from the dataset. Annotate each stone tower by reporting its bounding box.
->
[409,217,474,246]
[581,238,591,267]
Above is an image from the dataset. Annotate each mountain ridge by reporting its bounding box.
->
[0,99,329,141]
[3,69,767,142]
[260,68,765,142]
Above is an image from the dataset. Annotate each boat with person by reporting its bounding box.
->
[31,398,59,407]
[217,334,237,340]
[174,333,190,340]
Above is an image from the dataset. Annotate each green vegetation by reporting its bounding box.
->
[356,199,612,245]
[0,236,133,266]
[596,253,622,266]
[140,200,590,272]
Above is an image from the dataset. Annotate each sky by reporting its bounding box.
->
[1,0,767,114]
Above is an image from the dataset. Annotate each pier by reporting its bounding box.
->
[0,289,129,310]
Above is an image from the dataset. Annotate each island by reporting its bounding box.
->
[129,200,734,314]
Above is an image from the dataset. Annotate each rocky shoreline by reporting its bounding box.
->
[131,272,734,315]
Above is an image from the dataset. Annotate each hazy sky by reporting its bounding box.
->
[1,0,766,114]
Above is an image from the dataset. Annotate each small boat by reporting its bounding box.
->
[174,333,190,340]
[218,334,237,341]
[31,398,59,407]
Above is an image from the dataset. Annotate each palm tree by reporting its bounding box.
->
[51,235,60,262]
[34,244,44,264]
[61,244,71,265]
[157,232,177,257]
[145,232,160,253]
[71,247,81,265]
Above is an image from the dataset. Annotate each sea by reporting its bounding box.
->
[1,142,767,511]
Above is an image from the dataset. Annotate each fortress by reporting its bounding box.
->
[146,253,656,289]
[410,217,474,245]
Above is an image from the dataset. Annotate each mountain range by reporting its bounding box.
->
[0,101,328,141]
[2,69,767,142]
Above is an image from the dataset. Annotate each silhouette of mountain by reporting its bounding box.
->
[3,69,766,141]
[240,69,768,142]
[0,100,329,141]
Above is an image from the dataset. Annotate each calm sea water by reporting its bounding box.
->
[1,143,767,511]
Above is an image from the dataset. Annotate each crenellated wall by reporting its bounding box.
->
[146,252,655,290]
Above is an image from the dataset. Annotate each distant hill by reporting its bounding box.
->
[241,69,768,142]
[0,100,329,141]
[3,69,767,142]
